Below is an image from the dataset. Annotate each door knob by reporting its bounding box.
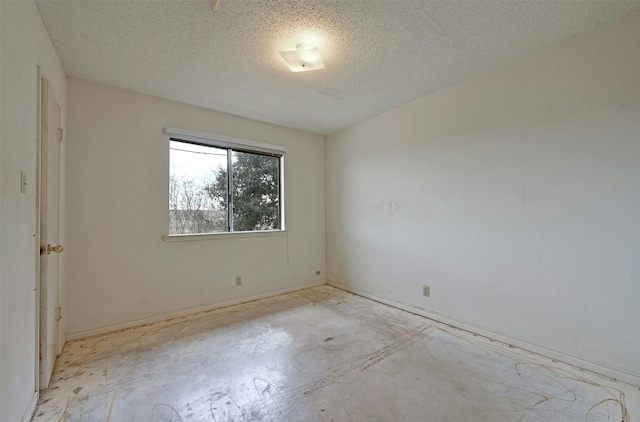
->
[49,244,64,253]
[41,244,64,255]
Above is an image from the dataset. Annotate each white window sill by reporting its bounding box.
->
[163,230,287,242]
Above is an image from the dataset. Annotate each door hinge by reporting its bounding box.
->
[58,128,64,142]
[55,307,62,321]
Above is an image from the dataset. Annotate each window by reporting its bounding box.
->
[167,128,285,235]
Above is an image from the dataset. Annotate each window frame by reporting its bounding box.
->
[164,127,286,240]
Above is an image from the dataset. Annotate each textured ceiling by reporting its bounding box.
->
[36,0,640,136]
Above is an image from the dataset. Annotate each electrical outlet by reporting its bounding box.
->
[235,276,242,286]
[423,285,430,297]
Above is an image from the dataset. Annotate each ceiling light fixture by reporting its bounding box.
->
[279,44,325,73]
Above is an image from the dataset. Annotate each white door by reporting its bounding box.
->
[39,77,63,390]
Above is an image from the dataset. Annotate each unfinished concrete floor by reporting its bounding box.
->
[34,285,638,421]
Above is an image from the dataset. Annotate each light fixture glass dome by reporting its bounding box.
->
[279,44,325,73]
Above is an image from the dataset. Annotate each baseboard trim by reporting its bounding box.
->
[21,391,38,422]
[66,280,326,341]
[327,280,640,388]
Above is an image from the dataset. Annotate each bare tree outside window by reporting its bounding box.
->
[169,173,226,234]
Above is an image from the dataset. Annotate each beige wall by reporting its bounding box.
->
[326,12,640,384]
[65,79,326,336]
[0,1,67,421]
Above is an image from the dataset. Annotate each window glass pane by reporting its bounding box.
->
[169,140,228,234]
[231,150,280,231]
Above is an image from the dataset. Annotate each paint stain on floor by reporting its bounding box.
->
[33,285,639,421]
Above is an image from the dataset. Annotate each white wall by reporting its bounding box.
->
[65,79,325,336]
[0,1,66,421]
[326,12,640,384]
